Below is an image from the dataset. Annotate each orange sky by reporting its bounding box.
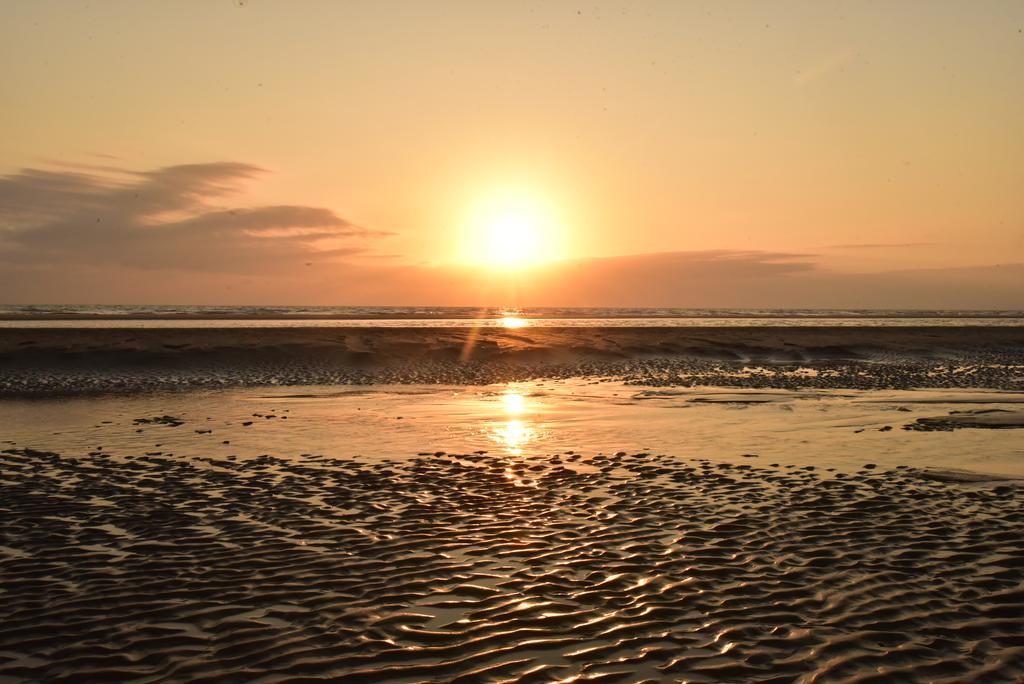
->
[1,1,1022,306]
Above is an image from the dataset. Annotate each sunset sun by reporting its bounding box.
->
[482,211,543,268]
[463,190,559,270]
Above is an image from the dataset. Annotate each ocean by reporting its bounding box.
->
[2,304,1023,328]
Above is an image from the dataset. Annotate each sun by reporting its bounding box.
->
[462,190,558,269]
[483,211,543,269]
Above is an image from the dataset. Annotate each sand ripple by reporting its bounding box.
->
[1,447,1022,682]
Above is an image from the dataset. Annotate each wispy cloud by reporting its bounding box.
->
[828,242,938,250]
[0,162,388,273]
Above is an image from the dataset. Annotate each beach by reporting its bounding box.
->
[2,324,1023,682]
[8,0,1024,679]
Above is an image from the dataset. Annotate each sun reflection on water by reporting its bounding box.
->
[491,389,536,455]
[499,316,527,328]
[494,419,535,454]
[501,391,526,414]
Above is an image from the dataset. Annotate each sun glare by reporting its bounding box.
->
[463,190,559,270]
[483,212,542,268]
[501,391,527,414]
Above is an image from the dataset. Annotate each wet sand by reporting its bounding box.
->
[1,442,1022,683]
[2,328,1023,681]
[2,326,1024,394]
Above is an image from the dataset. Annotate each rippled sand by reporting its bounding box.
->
[2,381,1022,681]
[2,441,1022,682]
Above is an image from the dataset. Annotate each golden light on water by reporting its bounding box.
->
[492,389,536,455]
[500,316,527,328]
[494,419,535,454]
[501,391,527,414]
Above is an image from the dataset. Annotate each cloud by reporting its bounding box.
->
[295,251,1022,310]
[828,242,937,250]
[0,242,1021,308]
[0,162,386,274]
[0,166,1020,310]
[283,250,829,308]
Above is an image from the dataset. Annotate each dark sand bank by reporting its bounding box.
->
[1,445,1022,682]
[2,326,1024,395]
[7,325,1024,360]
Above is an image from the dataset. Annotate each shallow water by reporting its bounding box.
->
[3,381,1022,478]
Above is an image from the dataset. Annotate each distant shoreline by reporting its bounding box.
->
[4,318,1024,330]
[1,305,1023,322]
[3,313,1024,320]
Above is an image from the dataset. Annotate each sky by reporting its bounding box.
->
[1,0,1022,307]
